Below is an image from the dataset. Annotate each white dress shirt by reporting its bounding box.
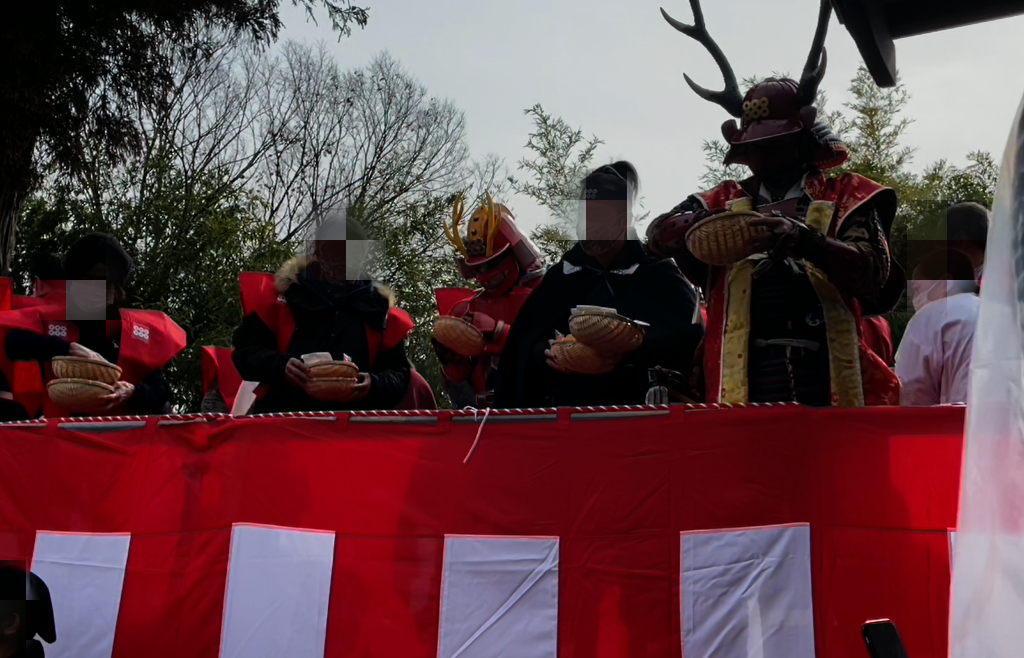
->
[895,292,980,406]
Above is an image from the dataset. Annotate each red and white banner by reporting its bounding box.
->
[0,406,964,657]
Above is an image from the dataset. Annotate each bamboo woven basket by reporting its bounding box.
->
[51,356,121,385]
[569,309,645,354]
[550,337,618,376]
[432,316,486,357]
[306,376,360,402]
[308,361,359,380]
[46,378,115,413]
[685,211,768,266]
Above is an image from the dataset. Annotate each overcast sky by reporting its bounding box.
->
[279,0,1024,230]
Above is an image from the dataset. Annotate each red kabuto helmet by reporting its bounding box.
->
[444,193,543,292]
[661,0,849,171]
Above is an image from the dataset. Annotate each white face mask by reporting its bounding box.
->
[66,280,108,320]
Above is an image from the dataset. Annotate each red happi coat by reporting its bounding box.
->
[0,306,186,417]
[201,346,244,412]
[434,279,539,403]
[861,315,895,368]
[238,273,435,409]
[0,278,68,311]
[695,172,901,407]
[0,278,11,311]
[0,282,70,414]
[0,279,33,412]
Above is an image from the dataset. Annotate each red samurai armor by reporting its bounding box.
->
[433,194,544,407]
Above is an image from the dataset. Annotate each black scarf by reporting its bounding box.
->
[295,266,388,332]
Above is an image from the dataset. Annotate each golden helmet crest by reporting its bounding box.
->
[444,192,510,263]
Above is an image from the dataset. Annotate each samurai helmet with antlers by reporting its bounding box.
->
[444,193,543,295]
[661,0,849,170]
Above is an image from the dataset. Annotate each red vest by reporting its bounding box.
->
[861,316,895,368]
[399,370,438,410]
[0,277,68,310]
[13,291,66,310]
[0,279,39,414]
[201,346,243,411]
[0,306,186,417]
[238,272,414,383]
[0,278,12,311]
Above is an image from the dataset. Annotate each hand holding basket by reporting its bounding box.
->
[568,306,647,354]
[432,316,486,357]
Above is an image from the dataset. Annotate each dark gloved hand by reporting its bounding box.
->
[746,214,805,261]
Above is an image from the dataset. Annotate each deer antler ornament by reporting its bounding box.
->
[661,0,833,113]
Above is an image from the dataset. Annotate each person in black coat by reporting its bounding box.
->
[494,162,704,408]
[232,215,413,413]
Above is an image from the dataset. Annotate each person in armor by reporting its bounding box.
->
[647,0,903,406]
[495,161,704,408]
[432,194,545,408]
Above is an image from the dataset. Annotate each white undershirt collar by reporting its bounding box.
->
[757,171,811,204]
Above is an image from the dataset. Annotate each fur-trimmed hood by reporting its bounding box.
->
[274,256,396,307]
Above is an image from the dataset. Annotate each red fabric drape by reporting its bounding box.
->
[0,406,963,657]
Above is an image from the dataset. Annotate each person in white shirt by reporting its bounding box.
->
[896,248,980,406]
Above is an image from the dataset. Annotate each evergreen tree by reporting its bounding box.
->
[508,104,603,259]
[1,0,370,274]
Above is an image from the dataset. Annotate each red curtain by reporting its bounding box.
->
[0,405,964,657]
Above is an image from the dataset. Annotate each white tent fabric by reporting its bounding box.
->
[31,531,131,658]
[949,91,1024,657]
[219,524,336,658]
[437,535,559,658]
[680,524,815,658]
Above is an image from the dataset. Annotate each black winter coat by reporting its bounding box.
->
[494,241,704,408]
[232,269,410,413]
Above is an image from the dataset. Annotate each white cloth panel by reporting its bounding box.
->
[438,535,559,658]
[31,531,132,658]
[219,524,336,658]
[681,524,815,658]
